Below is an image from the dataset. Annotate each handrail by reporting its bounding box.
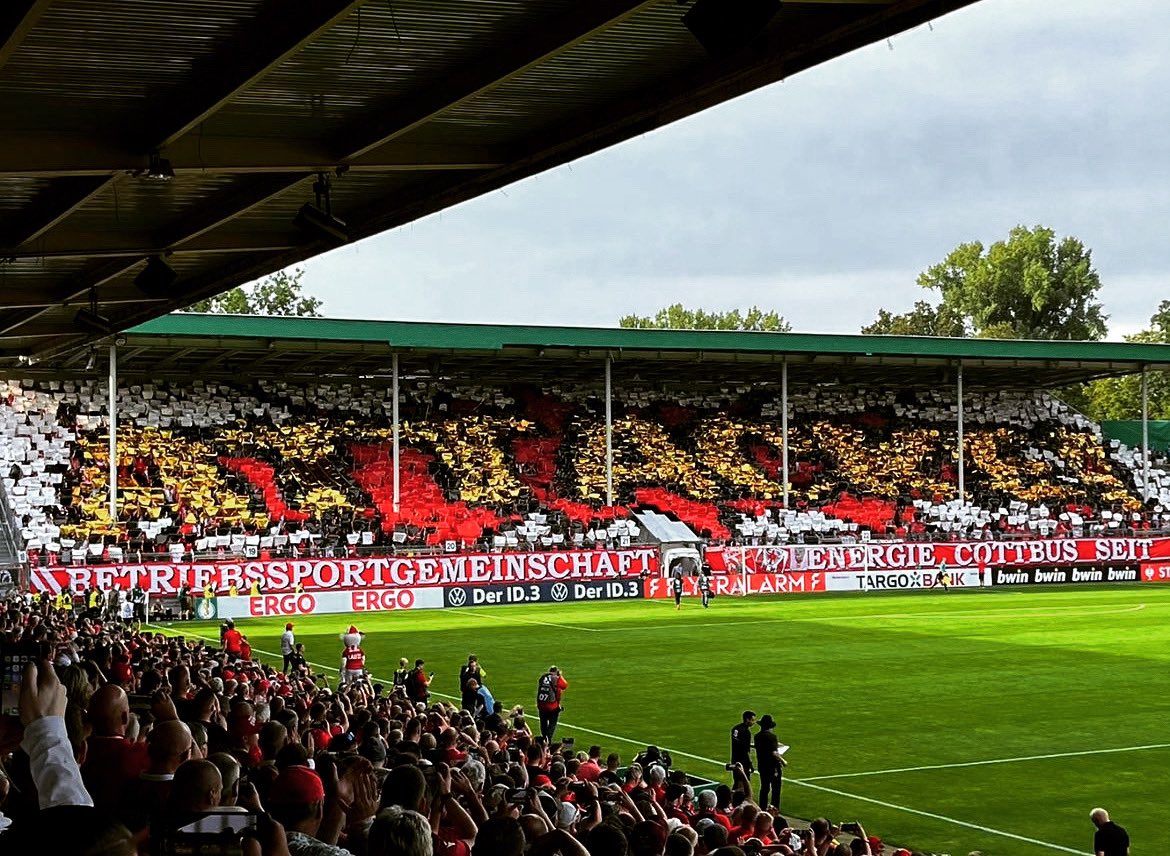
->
[0,484,26,571]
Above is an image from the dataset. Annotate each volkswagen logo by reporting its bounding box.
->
[550,583,569,602]
[447,587,468,607]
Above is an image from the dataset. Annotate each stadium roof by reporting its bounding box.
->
[12,313,1170,389]
[0,0,980,359]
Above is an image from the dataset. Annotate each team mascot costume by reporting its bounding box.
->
[340,625,366,684]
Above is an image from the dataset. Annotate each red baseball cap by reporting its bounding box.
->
[286,622,294,630]
[269,766,325,806]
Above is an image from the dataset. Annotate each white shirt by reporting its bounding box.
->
[281,629,295,655]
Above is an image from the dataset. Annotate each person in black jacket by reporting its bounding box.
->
[730,710,756,775]
[755,713,786,809]
[459,654,485,710]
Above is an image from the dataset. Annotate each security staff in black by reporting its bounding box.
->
[731,710,756,775]
[698,570,712,608]
[672,570,684,610]
[755,713,786,810]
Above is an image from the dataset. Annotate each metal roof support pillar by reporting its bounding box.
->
[956,362,965,503]
[605,355,613,507]
[781,357,789,509]
[108,343,117,522]
[1142,366,1149,504]
[392,352,400,514]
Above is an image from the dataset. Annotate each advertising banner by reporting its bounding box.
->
[443,578,644,608]
[642,572,826,599]
[990,566,1141,586]
[705,538,1169,574]
[1140,563,1170,583]
[29,547,660,595]
[824,569,985,592]
[210,586,446,619]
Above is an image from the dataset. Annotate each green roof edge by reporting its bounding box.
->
[127,314,1170,365]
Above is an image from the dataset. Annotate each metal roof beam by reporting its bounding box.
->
[0,1,361,275]
[0,256,155,337]
[152,347,198,370]
[0,288,168,310]
[0,134,505,178]
[3,174,308,335]
[156,174,310,250]
[0,176,112,250]
[2,229,300,260]
[0,0,50,73]
[138,0,367,151]
[337,0,658,161]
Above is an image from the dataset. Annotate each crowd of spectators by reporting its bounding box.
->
[2,377,1167,566]
[0,596,924,856]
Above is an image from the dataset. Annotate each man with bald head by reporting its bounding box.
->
[207,752,244,809]
[1090,807,1129,856]
[120,719,193,832]
[82,683,149,810]
[169,759,223,814]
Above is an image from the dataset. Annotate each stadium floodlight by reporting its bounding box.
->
[683,0,780,57]
[294,171,349,245]
[143,152,175,181]
[294,202,349,245]
[134,255,178,297]
[74,307,114,335]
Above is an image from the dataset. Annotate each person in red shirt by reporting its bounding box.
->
[664,783,694,825]
[694,789,733,831]
[221,619,243,658]
[81,684,149,811]
[536,665,568,739]
[576,745,603,782]
[407,659,432,703]
[730,802,760,845]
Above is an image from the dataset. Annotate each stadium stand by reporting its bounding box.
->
[0,589,900,856]
[1,377,1166,566]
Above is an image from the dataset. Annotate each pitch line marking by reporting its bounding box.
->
[436,717,1089,856]
[599,602,1148,631]
[149,625,1087,853]
[804,742,1170,781]
[791,780,1087,855]
[456,607,598,633]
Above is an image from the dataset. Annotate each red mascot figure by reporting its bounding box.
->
[340,625,366,684]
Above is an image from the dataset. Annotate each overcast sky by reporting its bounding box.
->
[285,0,1170,340]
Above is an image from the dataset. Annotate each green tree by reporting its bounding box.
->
[183,268,323,316]
[861,300,966,337]
[864,225,1108,340]
[619,304,791,332]
[1079,300,1170,421]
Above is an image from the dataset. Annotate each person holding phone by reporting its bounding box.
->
[407,659,431,704]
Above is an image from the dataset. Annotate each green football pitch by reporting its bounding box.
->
[152,585,1170,855]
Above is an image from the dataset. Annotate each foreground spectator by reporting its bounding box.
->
[1,591,918,856]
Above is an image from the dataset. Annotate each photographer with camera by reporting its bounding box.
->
[536,665,568,740]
